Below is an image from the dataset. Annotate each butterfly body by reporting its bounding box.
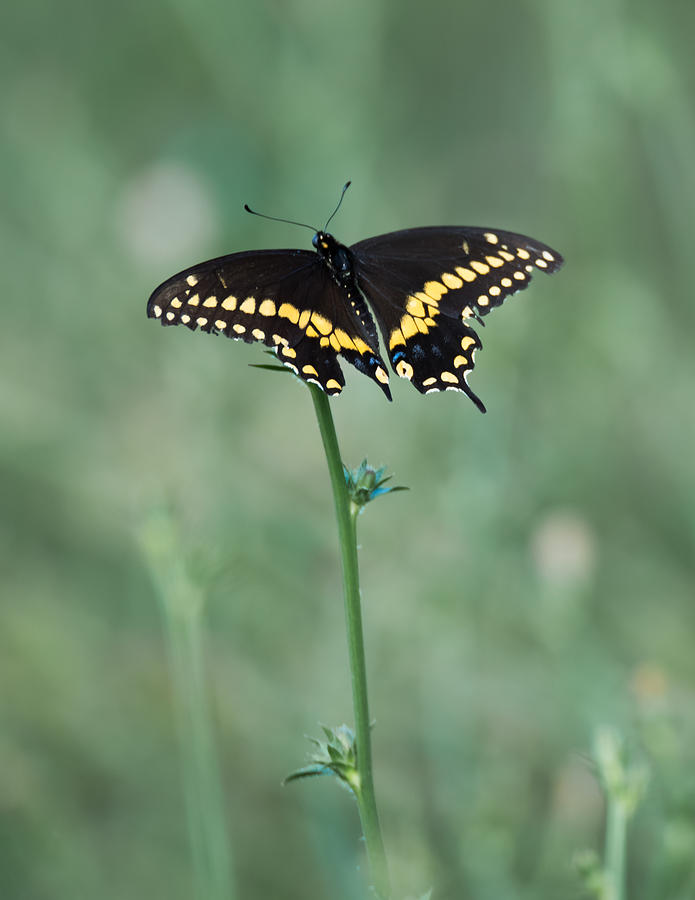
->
[312,230,354,283]
[148,219,563,411]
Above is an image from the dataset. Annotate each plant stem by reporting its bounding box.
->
[140,512,235,900]
[604,794,627,900]
[309,385,391,900]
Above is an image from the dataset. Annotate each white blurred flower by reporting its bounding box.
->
[531,510,596,586]
[116,161,218,266]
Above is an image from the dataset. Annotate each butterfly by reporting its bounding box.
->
[147,184,563,412]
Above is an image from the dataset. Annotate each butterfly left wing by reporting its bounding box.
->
[147,249,392,398]
[351,226,563,411]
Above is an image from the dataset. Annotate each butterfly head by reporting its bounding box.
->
[312,231,354,284]
[312,230,335,252]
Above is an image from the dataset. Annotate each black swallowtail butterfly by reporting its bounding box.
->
[147,185,563,412]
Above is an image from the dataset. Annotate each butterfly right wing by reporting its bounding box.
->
[147,249,391,397]
[351,226,563,409]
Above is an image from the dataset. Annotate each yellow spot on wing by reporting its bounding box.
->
[484,232,499,244]
[233,323,245,334]
[166,311,175,321]
[415,318,429,334]
[542,250,555,261]
[278,302,299,323]
[329,334,340,351]
[424,281,447,301]
[302,364,318,376]
[441,272,463,289]
[489,285,501,297]
[513,271,526,280]
[320,337,330,347]
[406,296,426,318]
[400,315,418,340]
[375,366,389,384]
[259,299,276,316]
[153,305,162,317]
[441,371,458,384]
[187,294,200,306]
[240,297,256,314]
[171,298,182,309]
[389,329,406,349]
[281,346,296,358]
[311,312,332,334]
[186,274,198,286]
[196,317,208,327]
[454,355,468,368]
[298,309,311,330]
[471,260,490,274]
[396,360,414,380]
[499,250,515,262]
[334,329,355,349]
[501,277,512,287]
[461,335,476,350]
[215,319,226,330]
[535,258,548,268]
[222,295,237,310]
[485,255,504,268]
[423,376,437,387]
[326,379,342,391]
[181,314,191,324]
[517,248,531,259]
[456,267,477,282]
[478,294,489,306]
[354,338,370,355]
[252,328,265,340]
[305,325,319,338]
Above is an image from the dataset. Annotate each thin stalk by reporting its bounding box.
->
[140,513,235,900]
[604,795,627,900]
[309,384,391,900]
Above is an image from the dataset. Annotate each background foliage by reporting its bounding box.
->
[2,0,694,898]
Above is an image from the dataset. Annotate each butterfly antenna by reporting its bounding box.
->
[243,204,317,233]
[324,181,351,231]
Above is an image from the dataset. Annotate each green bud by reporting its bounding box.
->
[343,459,408,511]
[284,725,361,796]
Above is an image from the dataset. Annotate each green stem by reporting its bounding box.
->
[604,795,626,900]
[308,385,391,900]
[140,512,235,900]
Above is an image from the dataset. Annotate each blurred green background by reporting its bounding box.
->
[2,0,695,897]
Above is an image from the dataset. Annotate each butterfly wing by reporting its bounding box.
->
[351,226,563,410]
[147,249,392,398]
